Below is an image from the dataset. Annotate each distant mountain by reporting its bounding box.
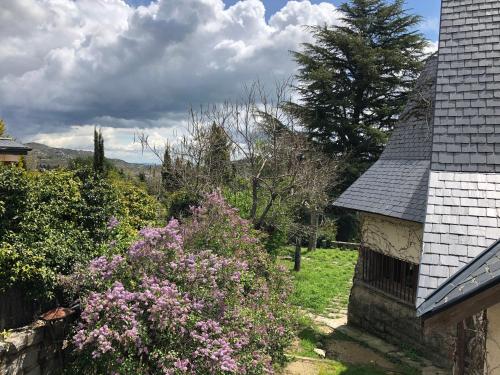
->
[25,142,152,176]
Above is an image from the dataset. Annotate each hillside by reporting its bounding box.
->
[25,142,152,176]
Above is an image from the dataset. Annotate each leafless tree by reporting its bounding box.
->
[296,147,338,251]
[215,79,314,229]
[137,80,338,246]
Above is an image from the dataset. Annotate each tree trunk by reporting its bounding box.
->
[308,210,319,251]
[294,239,302,272]
[255,193,277,230]
[250,177,259,221]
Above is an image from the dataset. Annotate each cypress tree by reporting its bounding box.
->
[205,123,232,186]
[290,0,427,194]
[99,132,105,171]
[0,119,6,137]
[161,146,179,192]
[93,128,105,174]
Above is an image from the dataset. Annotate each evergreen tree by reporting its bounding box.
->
[0,119,6,137]
[290,0,427,194]
[205,123,232,186]
[93,128,105,174]
[161,146,179,192]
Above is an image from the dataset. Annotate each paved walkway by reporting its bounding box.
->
[300,302,450,375]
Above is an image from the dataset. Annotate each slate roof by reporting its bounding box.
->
[417,0,500,306]
[431,0,500,173]
[0,138,31,153]
[333,54,437,223]
[417,239,500,318]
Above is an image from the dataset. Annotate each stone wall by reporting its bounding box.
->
[360,213,423,264]
[348,280,456,369]
[0,318,70,375]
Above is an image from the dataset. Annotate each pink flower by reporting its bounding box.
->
[72,191,293,374]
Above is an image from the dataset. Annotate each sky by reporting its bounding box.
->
[1,0,441,163]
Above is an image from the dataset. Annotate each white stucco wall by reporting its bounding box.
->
[361,213,423,264]
[486,303,500,375]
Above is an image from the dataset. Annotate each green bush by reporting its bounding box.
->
[0,166,29,237]
[0,164,161,303]
[317,217,338,247]
[222,185,292,255]
[165,189,201,219]
[109,172,161,229]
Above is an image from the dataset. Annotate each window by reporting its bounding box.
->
[360,247,419,304]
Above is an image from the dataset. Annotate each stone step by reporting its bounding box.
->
[334,325,449,374]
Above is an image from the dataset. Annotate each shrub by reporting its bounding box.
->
[0,164,160,304]
[165,189,201,219]
[68,192,293,374]
[222,185,292,255]
[109,171,161,230]
[317,218,337,247]
[0,166,29,237]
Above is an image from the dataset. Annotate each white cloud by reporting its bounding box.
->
[1,0,341,160]
[424,40,439,56]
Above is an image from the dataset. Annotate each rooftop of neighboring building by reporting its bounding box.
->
[0,138,32,154]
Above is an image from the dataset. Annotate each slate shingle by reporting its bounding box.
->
[417,239,500,318]
[334,160,430,222]
[432,0,500,173]
[417,171,500,305]
[417,0,500,307]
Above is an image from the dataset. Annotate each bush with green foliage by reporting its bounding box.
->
[165,189,201,219]
[317,218,338,247]
[222,184,293,255]
[0,164,160,302]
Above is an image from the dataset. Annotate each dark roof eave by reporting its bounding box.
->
[417,239,500,319]
[331,203,424,224]
[0,147,32,153]
[418,275,500,320]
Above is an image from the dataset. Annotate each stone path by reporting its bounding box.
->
[298,308,450,375]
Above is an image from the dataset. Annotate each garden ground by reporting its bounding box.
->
[278,248,445,375]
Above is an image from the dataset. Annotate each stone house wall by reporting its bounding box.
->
[349,270,456,369]
[348,213,456,369]
[0,318,70,375]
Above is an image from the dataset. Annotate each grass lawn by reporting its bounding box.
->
[280,247,419,375]
[278,247,358,314]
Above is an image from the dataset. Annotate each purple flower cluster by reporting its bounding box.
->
[71,192,293,374]
[89,255,125,280]
[107,216,120,230]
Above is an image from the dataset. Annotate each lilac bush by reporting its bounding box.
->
[69,192,293,374]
